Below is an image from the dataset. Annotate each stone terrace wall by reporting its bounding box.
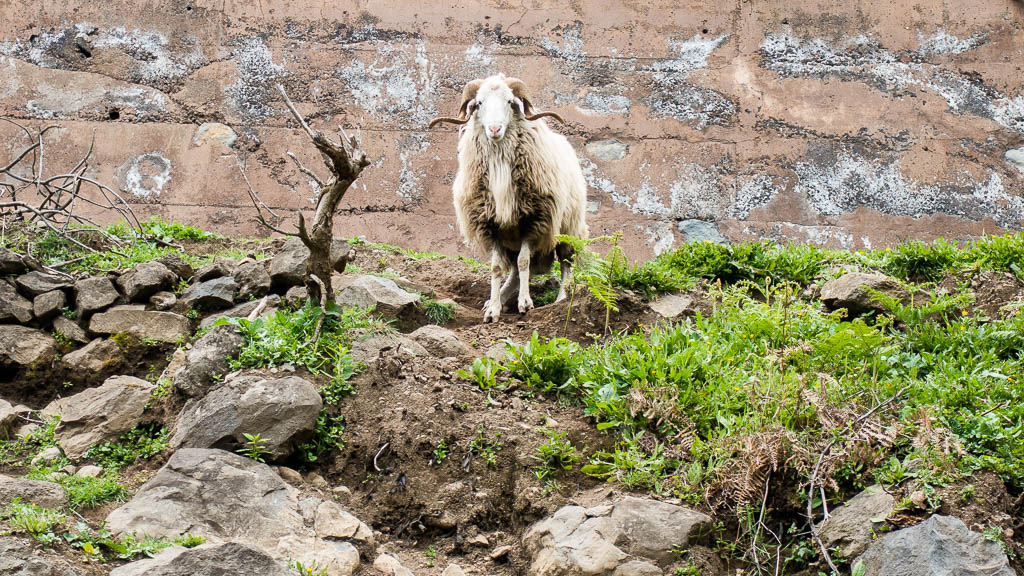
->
[1,1,1023,259]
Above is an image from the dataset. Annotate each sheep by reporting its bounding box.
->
[429,74,589,323]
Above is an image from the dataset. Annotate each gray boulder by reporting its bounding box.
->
[195,259,237,282]
[409,325,473,358]
[173,325,244,397]
[52,316,89,344]
[524,496,712,575]
[15,271,71,298]
[150,291,177,310]
[234,261,271,300]
[0,247,28,275]
[42,375,154,459]
[0,326,56,369]
[335,275,419,318]
[0,474,68,508]
[74,276,120,316]
[156,253,194,280]
[106,448,361,574]
[0,399,23,436]
[856,515,1015,576]
[109,542,290,576]
[0,536,81,575]
[648,293,698,320]
[821,273,909,316]
[819,484,894,558]
[33,290,66,323]
[0,280,34,324]
[269,237,353,290]
[181,277,237,310]
[60,338,124,378]
[119,261,176,302]
[283,285,308,307]
[89,306,190,343]
[169,374,321,459]
[199,294,281,329]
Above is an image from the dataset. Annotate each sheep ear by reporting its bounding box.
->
[505,77,533,116]
[458,79,484,119]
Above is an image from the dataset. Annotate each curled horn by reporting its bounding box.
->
[506,77,565,124]
[428,79,483,129]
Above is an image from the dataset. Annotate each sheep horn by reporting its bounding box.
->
[525,111,566,124]
[428,116,470,128]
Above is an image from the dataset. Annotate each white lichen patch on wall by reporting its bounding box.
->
[644,35,735,128]
[639,222,676,255]
[731,174,783,219]
[394,133,431,202]
[541,22,587,75]
[91,27,205,85]
[118,152,172,199]
[228,37,286,120]
[339,41,438,128]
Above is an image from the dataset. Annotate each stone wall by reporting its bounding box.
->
[1,1,1023,259]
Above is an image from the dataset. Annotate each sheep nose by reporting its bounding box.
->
[487,125,502,136]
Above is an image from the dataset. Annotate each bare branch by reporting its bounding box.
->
[275,84,318,142]
[236,158,300,238]
[286,151,325,189]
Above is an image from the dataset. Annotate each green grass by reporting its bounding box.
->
[83,425,168,471]
[3,499,66,544]
[423,297,457,325]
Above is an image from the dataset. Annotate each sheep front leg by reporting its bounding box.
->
[517,241,534,314]
[483,249,504,323]
[555,258,571,302]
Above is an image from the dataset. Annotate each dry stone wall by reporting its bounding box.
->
[1,1,1023,259]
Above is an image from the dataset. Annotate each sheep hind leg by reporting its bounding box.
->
[483,269,519,311]
[483,249,505,323]
[517,241,534,314]
[554,242,574,303]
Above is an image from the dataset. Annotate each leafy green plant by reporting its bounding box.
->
[238,433,272,463]
[423,297,457,325]
[84,425,168,471]
[557,233,626,333]
[468,425,503,467]
[532,429,580,481]
[293,560,329,576]
[457,357,502,390]
[432,440,450,465]
[3,499,65,544]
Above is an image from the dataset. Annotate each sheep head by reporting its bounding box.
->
[428,75,565,134]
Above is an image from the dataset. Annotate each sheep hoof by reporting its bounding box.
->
[483,304,501,323]
[482,299,492,311]
[518,296,534,314]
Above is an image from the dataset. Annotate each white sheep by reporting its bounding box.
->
[430,74,589,322]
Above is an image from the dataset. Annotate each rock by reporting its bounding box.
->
[106,448,361,574]
[0,400,20,436]
[1006,146,1024,173]
[335,275,419,318]
[0,474,68,508]
[0,536,82,575]
[42,375,153,459]
[156,254,194,281]
[110,542,289,576]
[0,280,34,323]
[195,258,237,282]
[75,465,104,478]
[409,325,473,357]
[441,564,466,576]
[0,247,28,275]
[821,272,909,316]
[373,553,414,576]
[89,306,190,343]
[349,333,427,368]
[314,500,376,545]
[118,261,176,302]
[278,466,303,484]
[31,446,62,466]
[284,285,308,306]
[677,220,728,244]
[32,290,66,323]
[307,472,329,490]
[0,325,56,368]
[586,138,628,161]
[52,316,89,344]
[193,122,238,148]
[74,276,120,315]
[648,293,697,320]
[181,277,237,310]
[490,545,514,560]
[856,515,1015,576]
[169,374,322,459]
[612,560,663,576]
[173,325,243,397]
[150,291,177,310]
[818,484,895,558]
[523,496,712,575]
[199,294,281,329]
[60,338,124,377]
[270,237,354,290]
[466,533,489,547]
[15,271,71,298]
[234,261,271,300]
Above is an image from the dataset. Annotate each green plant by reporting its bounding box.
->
[425,544,438,567]
[532,429,580,481]
[298,412,345,464]
[423,297,457,325]
[84,425,168,471]
[432,440,450,465]
[3,499,65,544]
[293,560,329,576]
[557,233,626,334]
[457,357,502,390]
[238,433,271,463]
[468,425,503,467]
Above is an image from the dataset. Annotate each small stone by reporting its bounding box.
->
[60,464,77,476]
[60,338,124,377]
[332,485,352,497]
[0,246,27,275]
[31,446,63,466]
[199,294,281,329]
[677,220,728,244]
[89,306,191,343]
[156,253,194,280]
[0,280,34,324]
[118,261,176,302]
[76,465,104,478]
[75,276,120,315]
[307,472,329,490]
[234,261,271,300]
[0,474,68,508]
[53,316,89,344]
[150,291,177,310]
[284,285,308,306]
[373,553,414,576]
[278,466,303,484]
[648,293,697,320]
[0,325,57,368]
[467,534,490,547]
[441,564,467,576]
[32,290,66,323]
[336,275,419,319]
[490,545,513,560]
[16,271,72,297]
[181,277,237,310]
[194,259,235,282]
